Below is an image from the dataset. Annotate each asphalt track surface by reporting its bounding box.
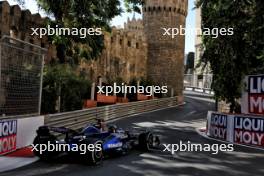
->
[1,97,264,176]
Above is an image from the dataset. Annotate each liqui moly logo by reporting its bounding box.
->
[248,75,264,114]
[210,113,227,140]
[0,120,17,155]
[234,116,264,146]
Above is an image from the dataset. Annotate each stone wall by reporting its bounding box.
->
[0,1,54,62]
[97,18,147,82]
[0,1,146,83]
[1,0,187,89]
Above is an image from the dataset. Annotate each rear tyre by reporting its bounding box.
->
[33,134,58,161]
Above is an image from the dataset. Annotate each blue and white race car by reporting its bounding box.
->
[33,120,160,165]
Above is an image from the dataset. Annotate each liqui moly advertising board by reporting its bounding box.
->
[234,116,264,146]
[0,120,17,154]
[242,75,264,115]
[207,111,264,149]
[207,112,227,140]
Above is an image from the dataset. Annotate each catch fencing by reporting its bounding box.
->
[0,36,46,117]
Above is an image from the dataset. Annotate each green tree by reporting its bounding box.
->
[196,0,264,112]
[16,0,143,64]
[41,65,91,113]
[14,0,144,112]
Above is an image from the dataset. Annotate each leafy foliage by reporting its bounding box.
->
[15,0,145,112]
[124,0,143,13]
[196,0,264,112]
[41,65,91,113]
[16,0,143,63]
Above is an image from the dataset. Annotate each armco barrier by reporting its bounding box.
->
[184,86,214,95]
[206,111,264,149]
[45,97,179,130]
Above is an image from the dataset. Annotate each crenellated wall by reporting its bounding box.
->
[0,1,147,83]
[143,0,188,16]
[0,0,187,88]
[75,18,147,83]
[0,1,49,47]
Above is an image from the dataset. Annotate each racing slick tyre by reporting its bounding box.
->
[82,139,103,165]
[138,132,155,151]
[33,127,58,161]
[121,141,132,155]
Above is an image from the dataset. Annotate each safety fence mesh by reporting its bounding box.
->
[0,36,46,117]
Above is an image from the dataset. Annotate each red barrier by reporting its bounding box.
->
[83,100,97,108]
[97,94,117,104]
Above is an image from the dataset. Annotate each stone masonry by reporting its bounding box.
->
[143,0,188,96]
[0,1,146,83]
[0,0,187,95]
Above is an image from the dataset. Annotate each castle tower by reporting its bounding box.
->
[143,0,188,96]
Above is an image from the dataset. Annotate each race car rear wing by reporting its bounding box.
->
[37,126,78,137]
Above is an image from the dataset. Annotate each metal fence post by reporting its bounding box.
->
[0,40,2,98]
[38,55,45,115]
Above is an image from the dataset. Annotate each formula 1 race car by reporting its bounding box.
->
[32,121,160,165]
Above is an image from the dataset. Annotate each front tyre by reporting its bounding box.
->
[82,140,103,165]
[138,132,154,151]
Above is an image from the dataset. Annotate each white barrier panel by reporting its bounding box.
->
[16,116,44,149]
[207,111,264,148]
[185,87,193,91]
[0,116,44,155]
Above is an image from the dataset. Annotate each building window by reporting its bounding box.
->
[128,41,131,47]
[119,39,123,45]
[136,43,139,49]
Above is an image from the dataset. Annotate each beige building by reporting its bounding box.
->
[194,3,212,88]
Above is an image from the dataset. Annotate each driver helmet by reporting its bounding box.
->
[95,118,107,131]
[108,124,117,133]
